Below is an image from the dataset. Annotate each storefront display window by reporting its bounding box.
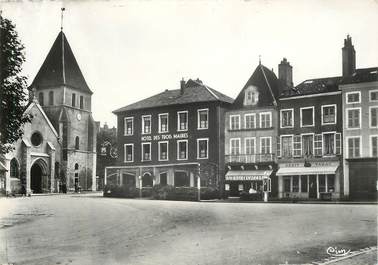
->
[174,171,189,187]
[301,175,308,192]
[284,177,291,192]
[292,176,299,192]
[327,174,335,192]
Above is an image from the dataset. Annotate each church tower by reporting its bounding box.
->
[29,30,97,191]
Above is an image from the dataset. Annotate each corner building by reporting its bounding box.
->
[108,79,233,191]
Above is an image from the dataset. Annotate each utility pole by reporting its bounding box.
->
[197,163,201,201]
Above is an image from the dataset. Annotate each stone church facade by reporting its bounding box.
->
[2,30,97,194]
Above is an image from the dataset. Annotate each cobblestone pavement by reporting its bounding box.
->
[0,194,376,265]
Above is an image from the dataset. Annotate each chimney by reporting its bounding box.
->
[180,78,185,95]
[342,35,356,77]
[278,57,293,89]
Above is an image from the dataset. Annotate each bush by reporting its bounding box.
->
[239,191,263,201]
[152,185,220,201]
[103,184,138,198]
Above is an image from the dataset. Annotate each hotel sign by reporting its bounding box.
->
[281,161,339,168]
[141,133,188,142]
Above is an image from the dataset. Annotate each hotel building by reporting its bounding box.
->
[106,79,233,192]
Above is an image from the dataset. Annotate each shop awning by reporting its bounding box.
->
[225,170,272,181]
[276,166,338,176]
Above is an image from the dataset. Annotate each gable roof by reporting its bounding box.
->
[30,31,92,94]
[341,67,378,84]
[113,79,233,113]
[231,64,280,109]
[24,100,59,138]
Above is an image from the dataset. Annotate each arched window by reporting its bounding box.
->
[75,136,79,150]
[74,163,79,170]
[49,91,54,106]
[142,173,153,187]
[10,158,19,178]
[38,92,44,106]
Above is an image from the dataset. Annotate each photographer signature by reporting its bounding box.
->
[326,246,351,257]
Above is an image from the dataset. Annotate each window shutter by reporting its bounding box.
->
[276,136,281,157]
[335,133,342,155]
[314,134,323,156]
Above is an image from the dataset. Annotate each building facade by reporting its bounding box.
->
[2,30,97,194]
[224,63,280,197]
[340,66,378,199]
[106,79,233,192]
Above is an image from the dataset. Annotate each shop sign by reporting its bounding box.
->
[226,175,265,181]
[281,161,339,168]
[141,133,188,142]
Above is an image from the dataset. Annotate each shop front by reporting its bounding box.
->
[225,170,272,197]
[277,161,341,200]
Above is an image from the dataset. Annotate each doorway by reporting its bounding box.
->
[122,173,136,188]
[31,163,43,193]
[309,175,317,199]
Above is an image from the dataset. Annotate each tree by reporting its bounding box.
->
[0,14,32,154]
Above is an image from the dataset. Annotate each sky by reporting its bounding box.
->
[2,0,378,127]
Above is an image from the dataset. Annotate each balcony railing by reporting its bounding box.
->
[225,153,275,164]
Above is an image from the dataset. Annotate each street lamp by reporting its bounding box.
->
[138,175,142,198]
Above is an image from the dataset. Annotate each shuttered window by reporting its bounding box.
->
[314,134,323,156]
[293,135,302,157]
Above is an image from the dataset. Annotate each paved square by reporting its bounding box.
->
[0,195,376,265]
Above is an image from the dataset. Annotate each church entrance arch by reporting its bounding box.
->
[31,159,48,193]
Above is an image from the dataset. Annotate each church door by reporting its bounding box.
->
[31,163,43,193]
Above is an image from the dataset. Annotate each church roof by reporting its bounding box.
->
[231,64,280,109]
[30,31,92,94]
[113,79,233,113]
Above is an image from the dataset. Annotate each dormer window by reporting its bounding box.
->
[244,85,259,106]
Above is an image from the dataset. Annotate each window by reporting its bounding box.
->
[281,135,293,158]
[159,141,168,161]
[323,133,335,155]
[75,136,80,150]
[245,138,255,155]
[160,172,167,186]
[244,86,259,105]
[197,109,208,129]
[174,171,190,187]
[230,138,240,155]
[72,93,76,107]
[142,115,151,134]
[49,91,54,106]
[300,107,314,127]
[197,138,208,159]
[75,163,79,170]
[177,140,188,160]
[39,92,44,106]
[124,117,133,136]
[142,143,151,161]
[370,107,378,128]
[80,96,84,109]
[280,109,293,128]
[346,91,360,104]
[260,137,271,154]
[346,108,361,129]
[10,158,19,178]
[31,131,43,146]
[177,111,188,131]
[370,90,378,102]
[347,137,360,158]
[230,115,240,130]
[302,134,314,156]
[371,136,378,157]
[159,113,169,133]
[244,114,256,129]
[321,105,336,125]
[293,135,302,157]
[283,177,291,192]
[319,174,326,192]
[124,144,134,162]
[314,134,322,156]
[260,112,272,128]
[301,176,308,192]
[292,176,299,192]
